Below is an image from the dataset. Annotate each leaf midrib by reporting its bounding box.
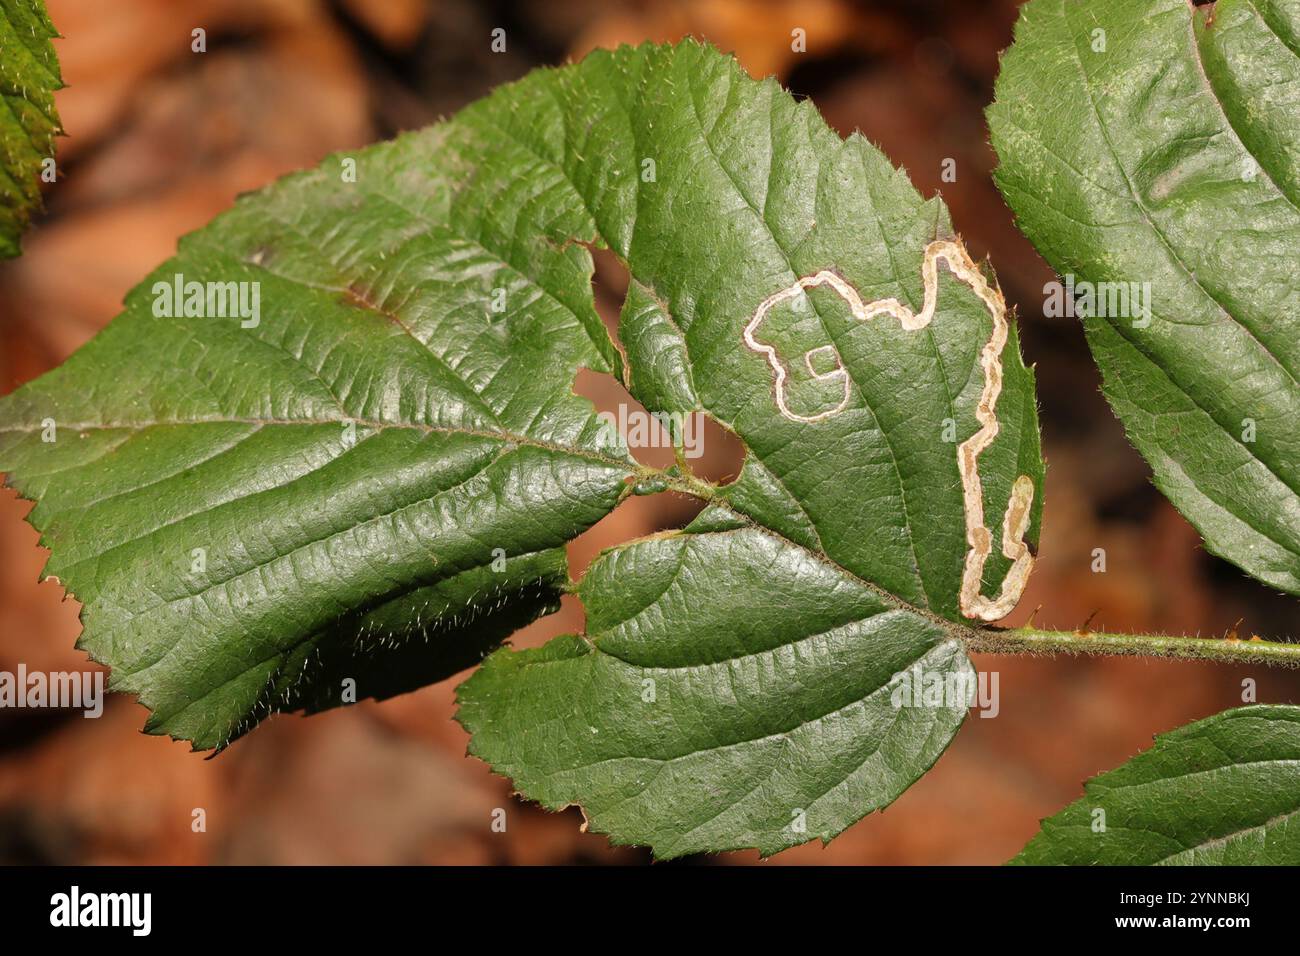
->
[678,52,934,608]
[1155,804,1300,863]
[1193,0,1300,214]
[0,415,635,472]
[532,635,949,777]
[2,418,982,640]
[1063,0,1300,394]
[606,522,981,648]
[1086,753,1300,864]
[1,416,636,588]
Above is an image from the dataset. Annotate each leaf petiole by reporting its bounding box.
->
[969,626,1300,668]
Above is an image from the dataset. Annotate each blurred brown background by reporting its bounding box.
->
[0,0,1296,866]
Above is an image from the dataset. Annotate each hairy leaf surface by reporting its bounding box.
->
[990,0,1300,594]
[0,0,61,258]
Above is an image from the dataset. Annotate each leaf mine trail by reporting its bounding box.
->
[743,238,1035,622]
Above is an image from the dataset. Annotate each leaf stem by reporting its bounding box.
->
[969,626,1300,668]
[636,461,718,502]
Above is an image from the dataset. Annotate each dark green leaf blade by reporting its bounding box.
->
[0,96,636,749]
[0,0,61,258]
[1012,705,1300,865]
[989,0,1300,594]
[458,517,973,859]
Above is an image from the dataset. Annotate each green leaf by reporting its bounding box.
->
[0,0,62,258]
[1012,705,1300,865]
[1,40,1042,855]
[989,0,1300,595]
[458,520,975,859]
[457,42,1043,856]
[0,64,637,750]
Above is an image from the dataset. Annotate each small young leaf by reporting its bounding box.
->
[1012,705,1300,865]
[989,0,1300,594]
[0,0,62,258]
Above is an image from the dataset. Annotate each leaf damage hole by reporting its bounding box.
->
[581,241,746,480]
[571,369,738,479]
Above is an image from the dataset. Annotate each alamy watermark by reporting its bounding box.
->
[0,664,104,718]
[50,886,150,936]
[596,403,705,459]
[1044,274,1151,328]
[152,272,261,328]
[889,663,1000,718]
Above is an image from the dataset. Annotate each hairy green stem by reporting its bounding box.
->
[636,461,718,502]
[970,626,1300,667]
